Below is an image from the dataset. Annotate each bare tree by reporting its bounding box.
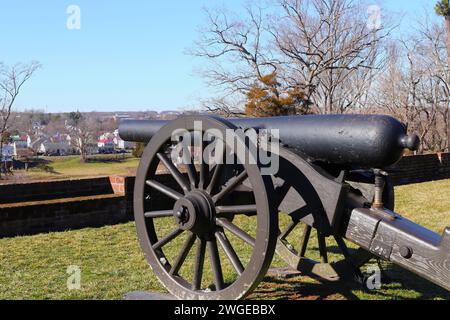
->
[191,4,284,115]
[435,0,450,67]
[193,0,391,114]
[271,0,392,114]
[200,97,246,117]
[418,19,450,151]
[0,61,40,178]
[69,116,98,162]
[373,19,449,152]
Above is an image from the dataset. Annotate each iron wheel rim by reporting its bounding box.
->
[134,115,277,300]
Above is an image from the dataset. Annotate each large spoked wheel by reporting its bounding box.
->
[134,116,278,300]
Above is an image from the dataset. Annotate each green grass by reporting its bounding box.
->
[5,155,139,182]
[0,180,449,300]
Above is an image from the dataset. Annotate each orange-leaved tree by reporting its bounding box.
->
[245,73,310,117]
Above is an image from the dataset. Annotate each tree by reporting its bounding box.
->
[271,0,391,114]
[68,111,83,126]
[132,142,146,158]
[373,20,449,152]
[68,114,97,162]
[191,4,280,115]
[201,97,246,118]
[245,72,309,116]
[0,61,40,178]
[436,0,450,67]
[193,0,390,114]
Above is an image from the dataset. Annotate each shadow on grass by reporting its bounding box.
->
[33,159,60,175]
[251,262,450,300]
[85,155,129,163]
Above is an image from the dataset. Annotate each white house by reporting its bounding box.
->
[30,136,49,152]
[39,143,74,156]
[115,138,134,150]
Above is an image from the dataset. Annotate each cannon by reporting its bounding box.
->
[119,114,449,300]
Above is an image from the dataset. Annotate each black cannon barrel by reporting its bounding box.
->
[119,115,419,168]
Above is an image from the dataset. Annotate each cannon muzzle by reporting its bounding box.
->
[119,114,419,168]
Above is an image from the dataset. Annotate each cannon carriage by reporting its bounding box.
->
[119,114,449,300]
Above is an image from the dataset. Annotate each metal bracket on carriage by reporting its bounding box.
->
[345,207,450,291]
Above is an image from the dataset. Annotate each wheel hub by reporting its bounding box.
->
[173,190,216,236]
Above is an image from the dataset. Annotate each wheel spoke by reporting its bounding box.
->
[146,180,183,201]
[144,210,173,218]
[298,224,312,257]
[152,228,184,250]
[208,239,224,290]
[157,153,190,193]
[192,238,206,290]
[215,231,244,275]
[334,236,352,259]
[170,232,196,275]
[212,170,248,204]
[182,147,197,188]
[206,163,223,194]
[216,204,257,215]
[279,219,299,240]
[317,232,329,263]
[216,218,255,247]
[198,140,209,190]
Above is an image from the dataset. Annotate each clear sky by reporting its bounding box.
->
[0,0,441,113]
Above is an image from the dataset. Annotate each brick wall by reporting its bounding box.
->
[0,176,114,204]
[0,176,128,238]
[387,152,450,186]
[0,194,127,238]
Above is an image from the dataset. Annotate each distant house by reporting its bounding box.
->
[113,130,134,150]
[84,143,99,155]
[159,111,181,120]
[30,136,49,152]
[113,113,132,122]
[11,135,31,149]
[98,138,115,148]
[97,138,115,153]
[115,137,134,150]
[0,144,14,161]
[39,143,75,156]
[52,133,72,145]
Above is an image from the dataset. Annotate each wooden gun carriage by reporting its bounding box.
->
[119,114,449,300]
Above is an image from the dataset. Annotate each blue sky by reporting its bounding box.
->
[0,0,441,113]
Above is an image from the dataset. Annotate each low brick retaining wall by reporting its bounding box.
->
[0,176,131,238]
[388,152,450,185]
[0,175,175,238]
[0,194,127,238]
[0,176,115,204]
[0,153,448,238]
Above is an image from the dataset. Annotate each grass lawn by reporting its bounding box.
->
[3,155,140,183]
[0,179,449,300]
